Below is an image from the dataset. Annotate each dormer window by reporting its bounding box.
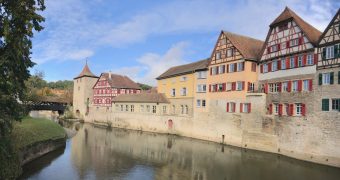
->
[278,23,288,31]
[216,52,221,60]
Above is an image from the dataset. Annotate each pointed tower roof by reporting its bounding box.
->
[74,61,98,79]
[270,7,322,45]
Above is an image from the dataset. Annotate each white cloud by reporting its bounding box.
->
[110,42,189,86]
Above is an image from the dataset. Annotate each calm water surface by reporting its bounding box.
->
[20,122,340,180]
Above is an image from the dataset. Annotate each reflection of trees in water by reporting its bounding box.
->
[69,124,340,180]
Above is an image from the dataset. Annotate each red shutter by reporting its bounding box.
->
[240,103,243,113]
[289,104,294,116]
[278,82,282,92]
[247,82,251,92]
[308,79,313,91]
[215,84,218,92]
[286,57,290,68]
[287,81,292,92]
[267,47,271,53]
[298,80,302,92]
[226,64,229,73]
[278,60,281,70]
[278,104,283,116]
[298,37,303,45]
[302,103,306,116]
[226,103,229,112]
[248,103,251,113]
[264,83,268,94]
[268,62,272,72]
[222,83,226,91]
[294,56,298,68]
[232,82,236,91]
[209,85,211,92]
[242,81,245,90]
[278,43,281,51]
[117,89,121,94]
[302,54,307,66]
[260,64,263,73]
[314,53,318,65]
[269,104,273,114]
[210,67,212,75]
[286,41,290,48]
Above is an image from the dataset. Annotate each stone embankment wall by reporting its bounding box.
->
[84,93,340,167]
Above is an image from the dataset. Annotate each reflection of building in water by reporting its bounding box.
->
[69,124,340,180]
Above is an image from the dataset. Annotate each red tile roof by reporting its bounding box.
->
[101,73,141,89]
[74,62,98,79]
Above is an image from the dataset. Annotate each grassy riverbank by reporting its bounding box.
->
[0,117,66,179]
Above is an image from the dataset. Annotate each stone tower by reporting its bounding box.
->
[73,61,98,118]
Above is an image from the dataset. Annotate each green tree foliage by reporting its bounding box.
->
[137,83,152,90]
[0,0,45,137]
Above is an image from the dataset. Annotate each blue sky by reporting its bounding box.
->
[31,0,339,85]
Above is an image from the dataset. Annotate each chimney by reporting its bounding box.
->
[109,71,112,79]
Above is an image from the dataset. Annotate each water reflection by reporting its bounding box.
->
[22,123,340,180]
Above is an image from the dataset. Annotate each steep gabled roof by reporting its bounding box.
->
[318,8,340,45]
[100,73,141,89]
[270,7,322,46]
[222,31,264,60]
[112,93,169,103]
[156,58,209,80]
[74,62,98,79]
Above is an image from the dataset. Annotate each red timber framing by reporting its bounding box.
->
[92,73,141,107]
[317,9,340,70]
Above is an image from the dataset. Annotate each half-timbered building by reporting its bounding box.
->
[258,7,321,117]
[93,72,141,107]
[316,8,340,114]
[207,31,263,113]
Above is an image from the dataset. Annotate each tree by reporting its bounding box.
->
[0,0,45,137]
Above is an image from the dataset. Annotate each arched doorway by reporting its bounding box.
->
[168,119,173,129]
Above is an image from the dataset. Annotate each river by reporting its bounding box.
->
[20,122,340,180]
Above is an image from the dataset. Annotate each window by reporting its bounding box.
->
[146,105,150,112]
[227,49,233,57]
[216,51,221,60]
[251,62,256,72]
[290,57,295,68]
[282,82,288,92]
[180,76,187,82]
[295,103,302,115]
[181,105,184,114]
[181,87,187,96]
[292,81,298,92]
[326,46,334,59]
[248,83,255,92]
[263,64,268,73]
[236,81,243,91]
[121,105,124,111]
[152,106,156,113]
[271,45,278,52]
[298,56,303,67]
[272,61,278,71]
[197,99,201,107]
[229,63,235,72]
[226,102,236,112]
[202,100,206,108]
[219,65,225,73]
[237,62,244,71]
[307,54,313,65]
[171,89,176,97]
[226,82,232,91]
[322,99,329,111]
[280,58,286,70]
[278,23,288,31]
[285,103,289,115]
[269,83,279,93]
[197,71,207,79]
[197,84,206,93]
[140,105,144,112]
[242,103,251,113]
[274,103,279,115]
[332,99,340,111]
[185,105,188,114]
[218,84,224,91]
[322,73,331,85]
[131,105,134,112]
[281,42,286,49]
[290,38,299,47]
[303,80,309,91]
[125,105,129,111]
[212,66,218,75]
[163,106,167,114]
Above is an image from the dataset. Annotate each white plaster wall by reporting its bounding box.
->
[259,65,316,81]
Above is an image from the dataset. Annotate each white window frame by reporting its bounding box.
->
[236,81,243,91]
[326,46,334,59]
[243,103,250,113]
[322,73,331,85]
[227,49,233,57]
[290,57,295,68]
[226,82,232,91]
[295,103,302,116]
[171,88,176,97]
[282,82,288,92]
[263,64,268,73]
[281,58,286,69]
[180,87,187,96]
[216,51,221,60]
[229,63,235,72]
[307,54,313,65]
[292,81,298,92]
[303,80,309,91]
[272,60,278,71]
[196,99,201,107]
[298,55,303,67]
